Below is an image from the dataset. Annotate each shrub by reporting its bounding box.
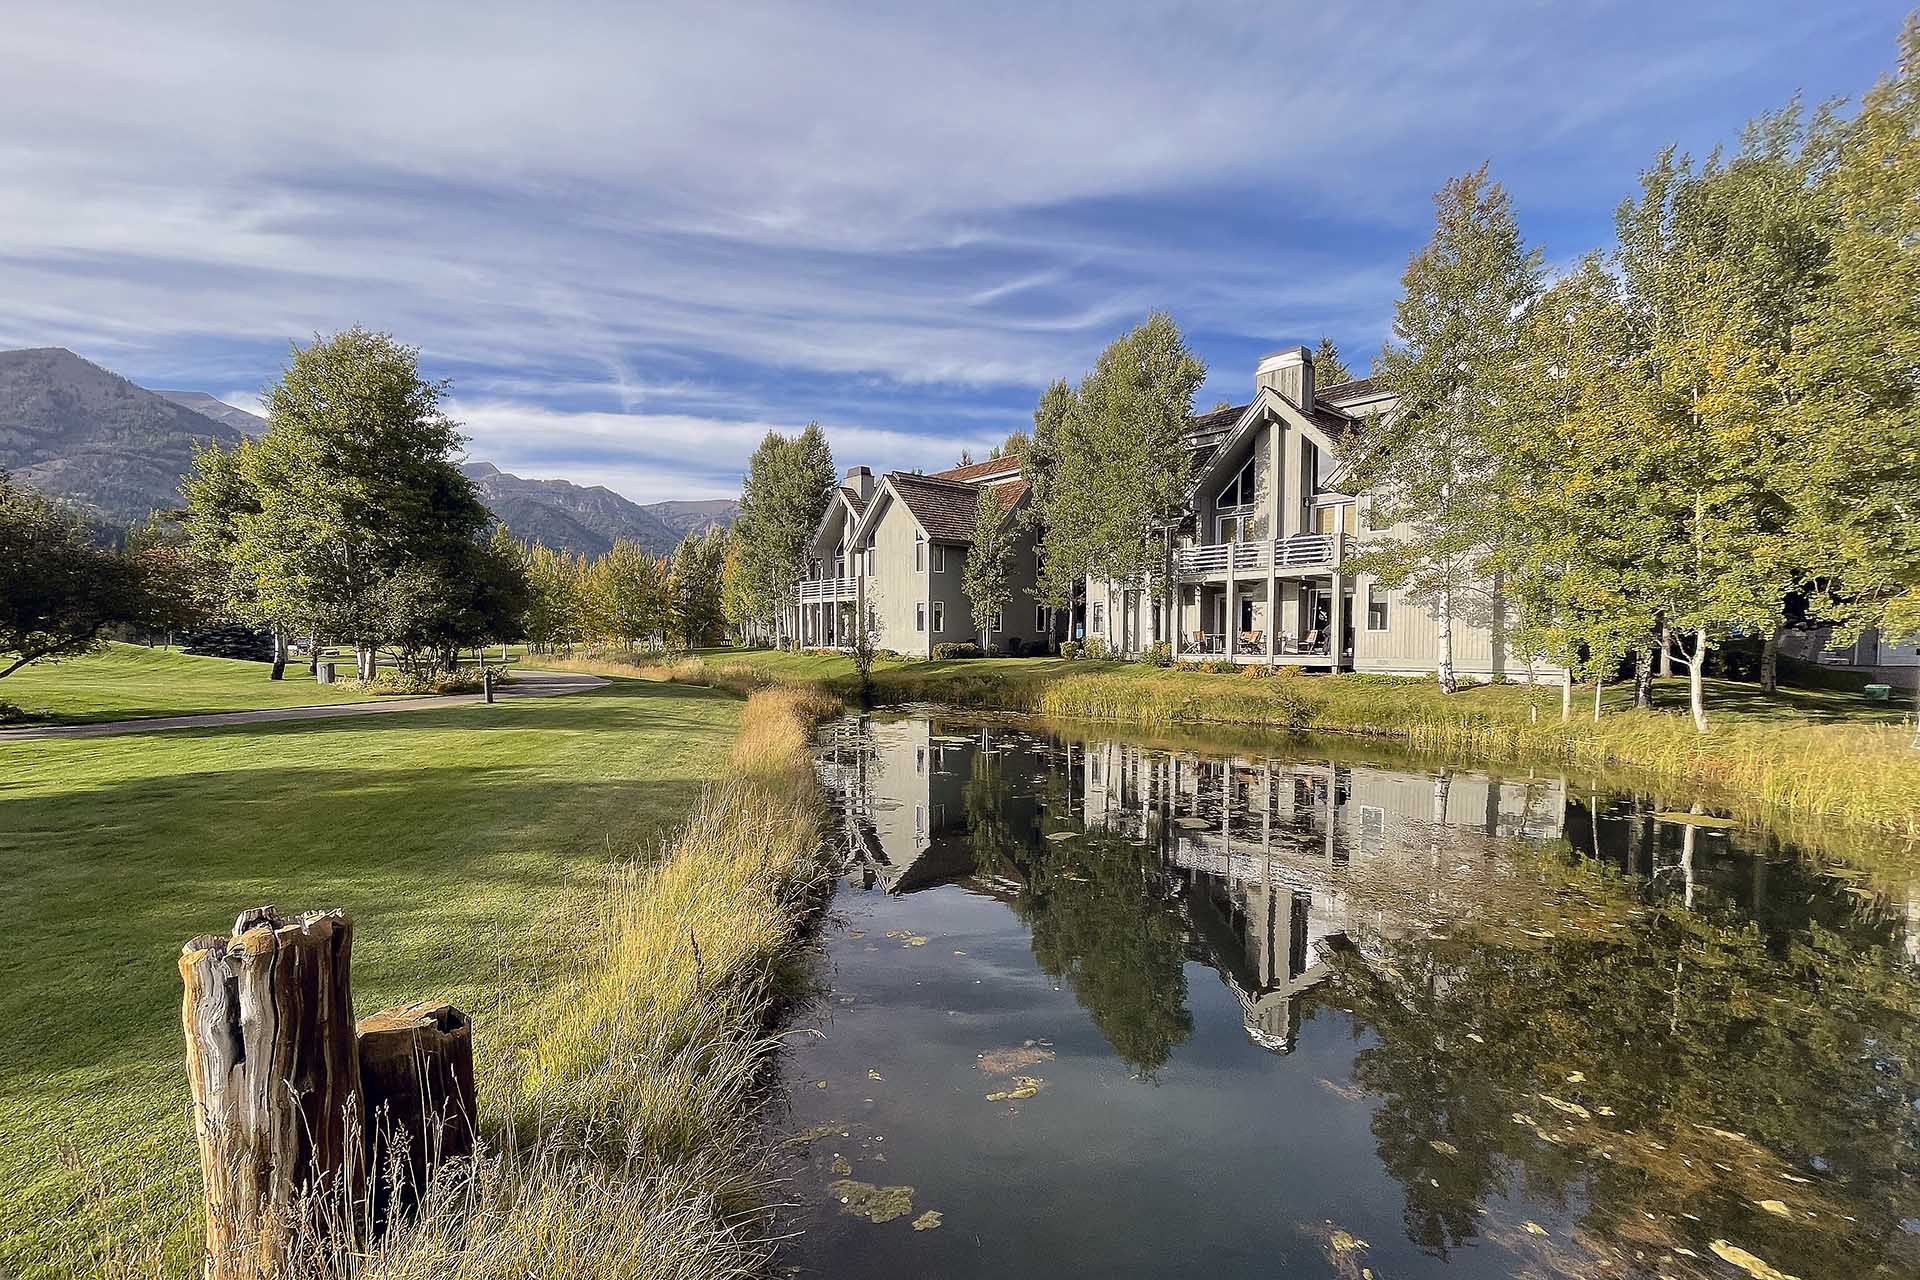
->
[1243,663,1274,678]
[1002,636,1025,658]
[1142,641,1172,668]
[349,667,503,696]
[1060,641,1081,661]
[932,642,982,660]
[1080,636,1113,660]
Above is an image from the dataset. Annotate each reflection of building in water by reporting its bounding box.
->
[822,717,1571,1051]
[816,716,986,893]
[1076,740,1568,1053]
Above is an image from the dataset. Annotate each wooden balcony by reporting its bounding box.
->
[797,577,858,603]
[1175,533,1338,579]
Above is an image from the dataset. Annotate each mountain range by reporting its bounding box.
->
[0,347,736,555]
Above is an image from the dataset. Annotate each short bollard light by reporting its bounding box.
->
[483,668,495,703]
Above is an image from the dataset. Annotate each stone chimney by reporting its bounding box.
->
[1255,346,1314,411]
[845,465,874,501]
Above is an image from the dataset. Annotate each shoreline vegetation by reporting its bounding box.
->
[553,649,1919,847]
[346,682,839,1280]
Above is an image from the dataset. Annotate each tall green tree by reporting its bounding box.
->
[1614,152,1800,730]
[214,328,493,680]
[665,525,729,647]
[962,486,1016,646]
[584,539,666,649]
[734,423,835,643]
[1023,378,1075,649]
[1344,167,1543,693]
[1792,17,1920,743]
[0,473,173,681]
[1034,312,1205,617]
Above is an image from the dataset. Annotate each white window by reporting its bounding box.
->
[916,747,925,774]
[932,544,946,573]
[1217,454,1258,509]
[914,531,925,572]
[1036,605,1047,630]
[932,603,945,633]
[1091,602,1105,633]
[990,609,1002,633]
[1366,584,1390,631]
[915,603,926,632]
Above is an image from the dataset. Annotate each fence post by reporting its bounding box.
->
[179,907,363,1280]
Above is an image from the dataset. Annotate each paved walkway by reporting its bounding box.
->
[0,668,610,743]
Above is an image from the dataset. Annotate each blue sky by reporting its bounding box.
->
[1,2,1905,501]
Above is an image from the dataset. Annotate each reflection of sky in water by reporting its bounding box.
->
[782,713,1920,1280]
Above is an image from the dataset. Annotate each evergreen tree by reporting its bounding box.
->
[1313,336,1356,387]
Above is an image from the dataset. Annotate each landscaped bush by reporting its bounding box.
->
[1002,636,1025,658]
[349,666,507,696]
[1060,641,1081,661]
[1142,641,1172,668]
[932,642,983,659]
[1081,636,1113,660]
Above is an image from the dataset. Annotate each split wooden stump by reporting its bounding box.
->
[179,906,476,1280]
[358,999,476,1228]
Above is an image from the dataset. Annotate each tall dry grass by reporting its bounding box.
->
[194,682,840,1280]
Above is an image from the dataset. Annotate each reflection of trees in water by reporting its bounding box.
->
[1316,889,1920,1276]
[1015,823,1194,1075]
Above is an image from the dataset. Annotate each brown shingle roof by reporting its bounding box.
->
[1189,402,1250,436]
[931,456,1024,483]
[886,472,986,542]
[839,485,868,514]
[1317,376,1384,403]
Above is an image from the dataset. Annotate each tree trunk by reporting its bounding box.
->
[357,1001,475,1233]
[1633,646,1653,710]
[1688,629,1710,732]
[269,630,288,681]
[179,908,363,1280]
[1436,587,1458,694]
[1593,676,1604,723]
[1910,679,1919,751]
[1760,624,1781,694]
[1561,670,1572,723]
[1657,621,1671,677]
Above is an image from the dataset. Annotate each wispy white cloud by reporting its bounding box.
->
[0,1,1900,502]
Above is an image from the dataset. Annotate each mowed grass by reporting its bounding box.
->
[0,675,742,1277]
[0,644,409,725]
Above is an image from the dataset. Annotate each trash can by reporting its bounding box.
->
[316,661,336,685]
[1864,683,1890,702]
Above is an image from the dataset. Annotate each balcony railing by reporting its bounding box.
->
[797,577,858,602]
[1175,533,1337,577]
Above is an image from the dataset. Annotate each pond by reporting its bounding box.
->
[774,711,1920,1280]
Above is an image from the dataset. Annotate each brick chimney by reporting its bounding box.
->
[845,465,874,501]
[1255,346,1314,410]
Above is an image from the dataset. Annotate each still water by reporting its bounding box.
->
[774,712,1920,1280]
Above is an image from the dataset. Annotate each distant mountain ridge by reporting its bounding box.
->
[1,346,737,554]
[153,389,268,435]
[0,347,248,529]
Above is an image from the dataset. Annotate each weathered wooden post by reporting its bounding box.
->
[356,1000,475,1227]
[179,907,363,1280]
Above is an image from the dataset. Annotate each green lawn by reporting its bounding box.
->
[0,643,412,725]
[0,673,742,1276]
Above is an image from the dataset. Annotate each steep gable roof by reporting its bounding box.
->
[1316,376,1382,403]
[887,472,985,542]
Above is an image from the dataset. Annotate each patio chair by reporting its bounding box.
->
[1301,629,1323,655]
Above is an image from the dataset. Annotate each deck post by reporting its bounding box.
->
[1227,577,1238,659]
[1328,572,1346,671]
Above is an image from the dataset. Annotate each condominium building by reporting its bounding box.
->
[794,344,1551,679]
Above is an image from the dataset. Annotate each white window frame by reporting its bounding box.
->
[914,531,925,572]
[1366,584,1390,632]
[865,544,875,575]
[932,602,945,633]
[1091,602,1105,634]
[915,602,926,632]
[932,544,947,574]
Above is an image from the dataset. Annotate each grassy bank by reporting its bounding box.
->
[554,648,1919,841]
[0,674,763,1276]
[357,682,838,1280]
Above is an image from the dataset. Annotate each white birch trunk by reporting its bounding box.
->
[1688,629,1709,732]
